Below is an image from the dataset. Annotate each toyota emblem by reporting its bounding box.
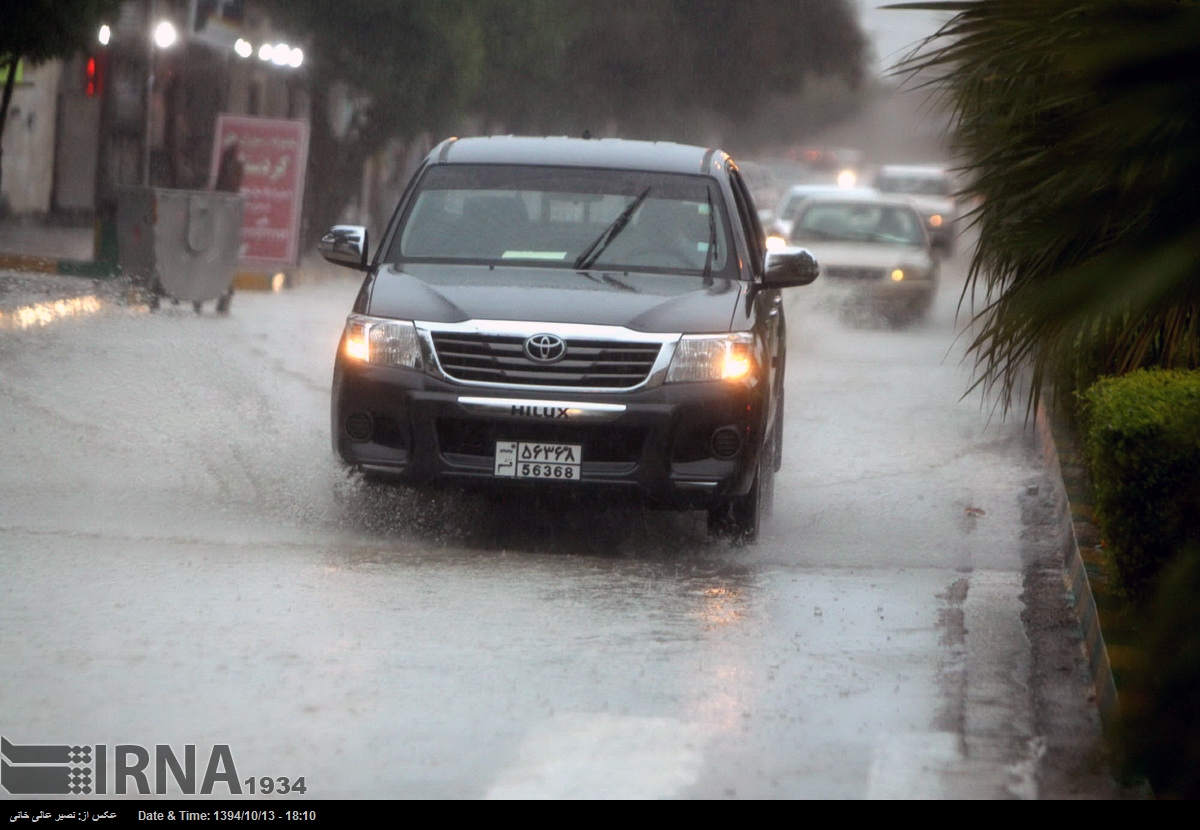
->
[524,333,567,364]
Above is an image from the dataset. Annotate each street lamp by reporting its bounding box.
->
[153,21,177,49]
[142,12,178,186]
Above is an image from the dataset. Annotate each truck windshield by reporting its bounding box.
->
[386,165,734,277]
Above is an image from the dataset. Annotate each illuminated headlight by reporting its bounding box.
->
[666,333,756,383]
[927,214,944,228]
[765,235,787,251]
[890,266,931,283]
[342,315,423,369]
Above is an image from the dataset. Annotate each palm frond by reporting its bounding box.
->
[892,0,1200,415]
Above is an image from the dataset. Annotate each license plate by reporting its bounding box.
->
[494,441,582,480]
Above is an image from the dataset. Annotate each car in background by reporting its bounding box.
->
[776,191,938,324]
[320,136,821,542]
[766,183,880,244]
[871,164,960,254]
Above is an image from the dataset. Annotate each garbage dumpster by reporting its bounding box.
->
[117,187,245,313]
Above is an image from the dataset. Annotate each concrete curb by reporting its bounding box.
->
[1035,401,1120,729]
[0,250,297,294]
[0,252,117,278]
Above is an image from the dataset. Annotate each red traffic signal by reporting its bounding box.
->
[84,53,106,97]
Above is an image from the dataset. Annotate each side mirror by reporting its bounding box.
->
[763,248,819,287]
[319,225,369,270]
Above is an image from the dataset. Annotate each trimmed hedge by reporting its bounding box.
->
[1116,544,1200,798]
[1083,369,1200,604]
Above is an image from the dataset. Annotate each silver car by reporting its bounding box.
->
[777,192,938,323]
[767,184,879,242]
[871,164,959,254]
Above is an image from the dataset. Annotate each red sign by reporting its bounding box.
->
[209,115,309,267]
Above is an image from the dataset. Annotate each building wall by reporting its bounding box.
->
[1,61,62,215]
[2,1,308,219]
[55,56,102,211]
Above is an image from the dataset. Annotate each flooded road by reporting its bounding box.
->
[0,233,1115,799]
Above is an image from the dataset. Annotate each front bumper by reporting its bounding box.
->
[332,357,770,508]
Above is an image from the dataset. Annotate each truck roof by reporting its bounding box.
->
[429,135,727,177]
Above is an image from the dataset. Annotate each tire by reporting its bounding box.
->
[146,278,162,312]
[707,453,770,544]
[773,393,785,473]
[761,434,777,520]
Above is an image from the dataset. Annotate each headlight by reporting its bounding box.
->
[342,315,423,369]
[666,333,756,383]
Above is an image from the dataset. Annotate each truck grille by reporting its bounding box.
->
[430,333,661,389]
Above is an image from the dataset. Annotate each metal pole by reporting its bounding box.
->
[142,0,155,187]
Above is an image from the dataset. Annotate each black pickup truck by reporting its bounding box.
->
[320,136,818,541]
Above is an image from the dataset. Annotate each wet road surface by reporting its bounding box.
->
[0,240,1117,798]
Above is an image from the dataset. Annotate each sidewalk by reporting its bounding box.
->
[0,222,354,327]
[0,216,119,319]
[0,213,339,317]
[0,214,105,274]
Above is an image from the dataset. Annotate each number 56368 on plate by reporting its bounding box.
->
[494,441,582,480]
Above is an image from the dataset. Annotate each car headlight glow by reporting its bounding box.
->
[891,265,931,283]
[342,315,423,369]
[666,333,756,383]
[765,234,787,251]
[928,214,944,228]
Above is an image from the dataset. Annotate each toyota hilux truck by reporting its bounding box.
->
[320,136,818,541]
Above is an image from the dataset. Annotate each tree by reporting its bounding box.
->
[465,0,572,135]
[0,0,123,196]
[894,0,1200,416]
[263,0,868,240]
[260,0,492,240]
[557,0,867,142]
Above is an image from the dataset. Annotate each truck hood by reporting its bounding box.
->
[363,263,747,333]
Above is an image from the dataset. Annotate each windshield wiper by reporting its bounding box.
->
[602,273,639,292]
[573,187,651,271]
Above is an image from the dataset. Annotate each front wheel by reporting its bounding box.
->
[707,452,773,544]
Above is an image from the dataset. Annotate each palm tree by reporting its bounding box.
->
[892,0,1200,417]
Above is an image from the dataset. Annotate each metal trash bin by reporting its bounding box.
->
[117,187,245,313]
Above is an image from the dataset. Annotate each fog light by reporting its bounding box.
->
[344,412,374,442]
[710,427,742,459]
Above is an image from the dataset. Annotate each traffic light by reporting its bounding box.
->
[84,53,105,97]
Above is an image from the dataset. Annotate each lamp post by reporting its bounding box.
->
[142,1,177,186]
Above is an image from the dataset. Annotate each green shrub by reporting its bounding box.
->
[1116,544,1200,797]
[1083,369,1200,604]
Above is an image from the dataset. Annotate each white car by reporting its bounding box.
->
[767,184,879,243]
[776,192,939,323]
[871,164,959,253]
